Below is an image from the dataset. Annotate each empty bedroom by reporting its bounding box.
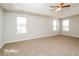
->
[0,3,79,56]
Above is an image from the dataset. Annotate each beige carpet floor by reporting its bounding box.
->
[0,35,79,56]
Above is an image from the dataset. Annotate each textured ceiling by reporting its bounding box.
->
[0,3,79,18]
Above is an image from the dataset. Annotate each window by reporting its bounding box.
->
[62,19,69,31]
[53,20,57,31]
[17,16,27,34]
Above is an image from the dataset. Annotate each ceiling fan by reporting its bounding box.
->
[50,3,71,11]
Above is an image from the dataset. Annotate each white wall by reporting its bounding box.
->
[3,11,79,44]
[61,15,79,38]
[4,11,59,43]
[0,7,4,48]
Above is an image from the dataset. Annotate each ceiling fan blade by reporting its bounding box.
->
[50,8,56,11]
[60,3,64,5]
[50,6,55,7]
[50,6,56,8]
[58,3,64,7]
[50,6,59,9]
[63,5,71,7]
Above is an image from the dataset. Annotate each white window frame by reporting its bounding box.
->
[62,19,69,31]
[53,20,57,31]
[17,16,27,34]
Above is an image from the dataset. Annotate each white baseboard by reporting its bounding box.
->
[62,34,79,38]
[4,33,79,45]
[5,34,58,44]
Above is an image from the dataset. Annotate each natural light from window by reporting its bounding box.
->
[17,16,27,34]
[62,19,69,31]
[53,20,57,31]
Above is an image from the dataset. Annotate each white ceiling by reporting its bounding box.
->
[0,3,79,18]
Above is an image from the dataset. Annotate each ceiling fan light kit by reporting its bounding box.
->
[55,8,61,11]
